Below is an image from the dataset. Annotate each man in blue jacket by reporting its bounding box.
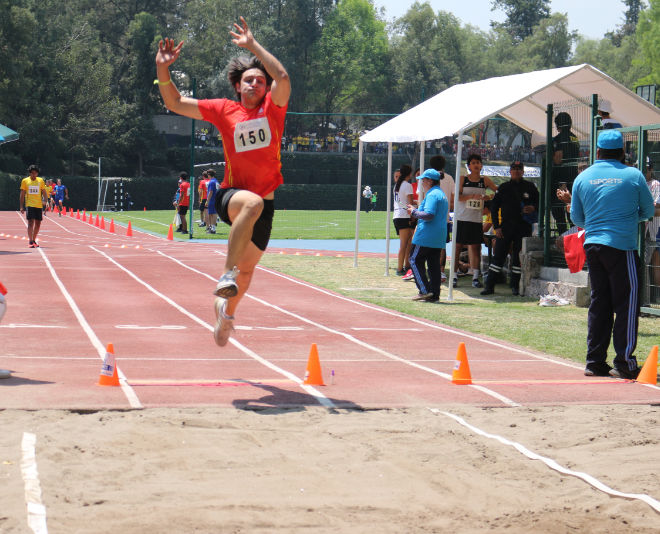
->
[407,169,449,303]
[571,130,655,379]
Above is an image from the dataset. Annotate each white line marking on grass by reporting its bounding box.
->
[21,432,48,534]
[431,408,660,514]
[257,266,583,371]
[35,247,142,409]
[93,247,334,408]
[160,250,519,407]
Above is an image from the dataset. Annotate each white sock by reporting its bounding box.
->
[473,269,480,279]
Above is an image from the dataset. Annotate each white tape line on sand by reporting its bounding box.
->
[21,432,48,534]
[432,409,660,514]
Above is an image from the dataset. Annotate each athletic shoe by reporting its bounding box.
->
[609,367,640,380]
[402,269,415,281]
[198,222,206,227]
[472,279,483,288]
[584,366,612,377]
[441,273,447,283]
[395,269,406,276]
[539,295,570,307]
[213,298,235,347]
[28,242,35,248]
[412,292,434,301]
[452,278,458,288]
[214,267,239,298]
[208,227,216,234]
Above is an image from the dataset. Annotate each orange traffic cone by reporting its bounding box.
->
[100,216,106,230]
[637,346,658,385]
[94,214,100,227]
[109,219,115,233]
[53,205,59,215]
[89,213,95,225]
[82,211,86,222]
[167,224,174,240]
[76,209,80,220]
[303,343,325,385]
[69,208,73,217]
[98,343,120,386]
[143,207,146,211]
[452,342,472,385]
[126,221,133,237]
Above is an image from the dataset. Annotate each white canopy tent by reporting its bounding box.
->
[355,63,660,300]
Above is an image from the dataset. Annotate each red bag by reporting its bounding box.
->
[563,229,586,273]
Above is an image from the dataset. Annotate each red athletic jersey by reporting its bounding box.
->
[197,93,287,198]
[178,181,190,207]
[198,179,208,200]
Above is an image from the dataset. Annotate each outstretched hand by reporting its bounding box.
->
[230,17,255,49]
[156,38,184,67]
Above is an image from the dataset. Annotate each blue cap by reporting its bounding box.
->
[420,169,442,181]
[597,129,623,149]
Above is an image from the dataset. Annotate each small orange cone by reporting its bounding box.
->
[303,343,325,385]
[101,216,106,230]
[98,343,120,386]
[167,224,174,240]
[637,346,658,385]
[143,207,146,211]
[82,211,86,222]
[452,342,472,385]
[126,221,133,237]
[109,219,115,233]
[53,205,59,215]
[95,214,100,227]
[89,213,95,225]
[76,210,80,220]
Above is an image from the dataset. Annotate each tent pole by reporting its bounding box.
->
[354,140,364,267]
[385,143,393,276]
[448,130,465,302]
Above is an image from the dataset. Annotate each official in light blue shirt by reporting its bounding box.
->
[570,129,654,380]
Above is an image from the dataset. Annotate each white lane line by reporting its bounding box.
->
[258,265,583,371]
[0,324,66,329]
[159,250,519,407]
[35,247,142,409]
[21,432,48,534]
[91,246,334,408]
[431,409,660,514]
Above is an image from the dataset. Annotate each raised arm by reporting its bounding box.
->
[155,38,203,120]
[230,17,290,107]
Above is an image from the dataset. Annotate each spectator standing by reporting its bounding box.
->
[198,170,209,227]
[571,130,654,379]
[598,100,622,129]
[429,155,454,283]
[392,165,414,276]
[552,112,580,234]
[481,161,539,296]
[176,172,190,233]
[19,165,49,248]
[407,169,449,302]
[206,169,219,234]
[453,153,498,288]
[645,161,660,299]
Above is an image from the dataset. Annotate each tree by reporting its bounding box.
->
[607,0,647,46]
[490,0,551,41]
[634,0,660,100]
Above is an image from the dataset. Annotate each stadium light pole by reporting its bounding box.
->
[97,157,102,211]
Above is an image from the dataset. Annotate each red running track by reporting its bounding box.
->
[1,210,659,410]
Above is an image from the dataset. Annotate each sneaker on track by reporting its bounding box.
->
[213,267,239,298]
[213,298,235,347]
[472,279,482,288]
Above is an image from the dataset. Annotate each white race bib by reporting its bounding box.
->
[467,198,483,210]
[28,185,40,195]
[234,117,271,153]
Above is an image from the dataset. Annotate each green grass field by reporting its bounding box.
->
[93,209,394,240]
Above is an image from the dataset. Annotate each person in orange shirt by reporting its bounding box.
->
[156,16,290,347]
[197,170,209,227]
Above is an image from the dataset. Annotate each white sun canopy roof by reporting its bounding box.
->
[360,64,660,144]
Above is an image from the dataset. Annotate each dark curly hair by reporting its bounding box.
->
[227,56,272,99]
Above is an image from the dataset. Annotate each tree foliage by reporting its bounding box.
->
[0,0,656,177]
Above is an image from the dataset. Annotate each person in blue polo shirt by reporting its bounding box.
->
[406,169,449,303]
[571,130,655,379]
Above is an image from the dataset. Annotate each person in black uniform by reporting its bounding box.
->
[552,112,580,234]
[481,161,539,296]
